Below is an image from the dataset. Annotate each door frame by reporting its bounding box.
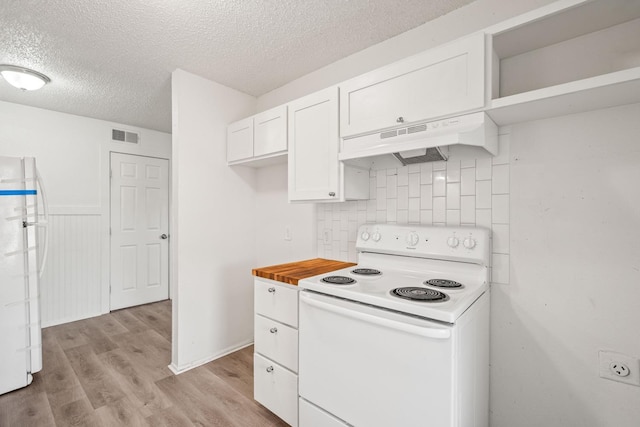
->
[99,131,171,315]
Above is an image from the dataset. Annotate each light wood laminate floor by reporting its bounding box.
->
[0,300,288,427]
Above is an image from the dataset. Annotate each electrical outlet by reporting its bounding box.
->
[599,351,640,386]
[323,229,331,244]
[284,226,292,241]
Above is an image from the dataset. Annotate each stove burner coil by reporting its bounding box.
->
[321,276,356,285]
[390,287,449,302]
[424,279,463,289]
[351,268,381,276]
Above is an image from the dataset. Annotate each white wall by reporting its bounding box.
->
[0,101,171,326]
[170,69,257,372]
[492,103,640,427]
[255,163,316,267]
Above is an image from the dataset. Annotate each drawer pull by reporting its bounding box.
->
[270,327,278,334]
[268,287,276,293]
[266,366,274,373]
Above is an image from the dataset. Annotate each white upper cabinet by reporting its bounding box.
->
[486,0,640,125]
[227,105,287,166]
[254,105,287,157]
[288,87,341,202]
[226,117,254,163]
[340,32,485,138]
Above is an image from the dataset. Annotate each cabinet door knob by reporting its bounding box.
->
[270,327,278,334]
[267,287,276,293]
[266,366,274,373]
[397,116,404,123]
[329,192,336,197]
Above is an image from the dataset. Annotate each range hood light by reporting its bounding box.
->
[0,65,51,91]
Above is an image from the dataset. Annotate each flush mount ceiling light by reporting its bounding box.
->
[0,65,51,91]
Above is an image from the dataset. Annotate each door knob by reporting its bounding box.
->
[160,234,168,239]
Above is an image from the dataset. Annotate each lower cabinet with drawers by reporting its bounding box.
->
[254,278,300,426]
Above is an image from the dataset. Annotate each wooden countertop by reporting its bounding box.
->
[252,258,356,286]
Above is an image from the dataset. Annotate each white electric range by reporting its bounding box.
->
[297,224,491,427]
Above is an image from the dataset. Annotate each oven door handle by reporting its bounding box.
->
[300,293,451,339]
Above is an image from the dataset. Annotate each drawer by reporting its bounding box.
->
[254,353,298,427]
[255,279,298,327]
[255,314,299,373]
[299,398,349,427]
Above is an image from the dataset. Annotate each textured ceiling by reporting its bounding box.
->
[0,0,475,133]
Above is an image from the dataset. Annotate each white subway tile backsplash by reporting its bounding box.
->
[408,198,420,223]
[420,210,433,225]
[492,194,510,224]
[461,159,475,168]
[397,185,409,209]
[492,164,509,195]
[377,188,387,210]
[461,168,476,196]
[446,160,460,183]
[420,163,433,184]
[409,172,421,197]
[420,185,433,209]
[460,196,476,224]
[476,209,491,228]
[433,161,446,171]
[446,210,460,226]
[408,207,420,223]
[397,210,408,224]
[476,158,492,180]
[387,198,398,222]
[447,183,460,209]
[387,174,398,198]
[318,133,511,282]
[433,170,446,196]
[397,167,409,186]
[476,181,492,209]
[433,197,446,223]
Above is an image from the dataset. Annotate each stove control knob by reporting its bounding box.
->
[447,236,459,248]
[406,232,419,246]
[463,237,477,249]
[361,231,370,241]
[372,232,382,242]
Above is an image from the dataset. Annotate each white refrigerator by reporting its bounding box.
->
[0,156,47,395]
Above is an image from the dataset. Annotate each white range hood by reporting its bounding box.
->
[339,112,498,169]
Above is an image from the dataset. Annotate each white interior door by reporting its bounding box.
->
[110,153,169,310]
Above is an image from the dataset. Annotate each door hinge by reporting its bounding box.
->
[110,169,112,179]
[109,227,112,236]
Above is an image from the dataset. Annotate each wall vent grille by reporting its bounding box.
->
[112,129,140,144]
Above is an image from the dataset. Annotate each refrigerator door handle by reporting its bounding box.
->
[36,170,49,278]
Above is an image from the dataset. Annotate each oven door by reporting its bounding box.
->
[299,291,456,427]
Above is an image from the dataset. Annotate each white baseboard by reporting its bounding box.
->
[168,339,254,375]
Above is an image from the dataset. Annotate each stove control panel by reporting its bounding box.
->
[356,224,491,266]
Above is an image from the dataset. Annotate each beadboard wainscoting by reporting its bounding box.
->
[317,130,511,284]
[40,208,102,327]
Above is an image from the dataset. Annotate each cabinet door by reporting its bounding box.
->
[254,105,287,157]
[340,32,485,138]
[288,87,340,202]
[227,117,253,163]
